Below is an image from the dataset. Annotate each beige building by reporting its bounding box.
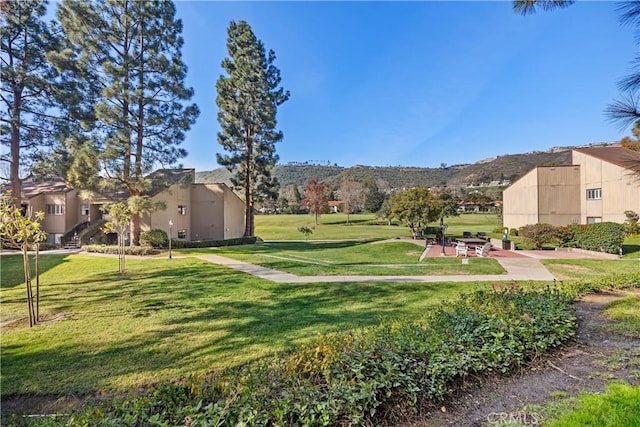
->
[503,146,640,229]
[17,169,246,244]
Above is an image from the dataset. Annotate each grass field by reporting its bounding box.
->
[1,254,495,396]
[254,213,500,241]
[603,294,640,338]
[533,383,640,427]
[541,259,640,281]
[191,240,506,276]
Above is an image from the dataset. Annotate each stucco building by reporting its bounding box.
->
[16,169,246,244]
[503,146,640,229]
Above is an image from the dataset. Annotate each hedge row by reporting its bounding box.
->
[567,222,626,254]
[81,245,159,256]
[169,236,257,248]
[518,222,626,254]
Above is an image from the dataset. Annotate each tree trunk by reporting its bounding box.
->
[131,212,140,246]
[35,243,40,323]
[132,10,145,247]
[10,84,22,207]
[22,244,34,327]
[244,127,253,237]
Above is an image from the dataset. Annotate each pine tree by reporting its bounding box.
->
[216,20,289,237]
[1,0,60,205]
[363,177,385,213]
[53,0,198,244]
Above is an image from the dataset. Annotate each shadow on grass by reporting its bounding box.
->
[2,256,485,397]
[222,240,383,254]
[622,243,640,257]
[0,255,71,289]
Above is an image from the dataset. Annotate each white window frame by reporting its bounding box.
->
[177,229,187,239]
[46,204,64,215]
[587,217,602,224]
[81,204,90,216]
[586,188,601,200]
[178,205,187,215]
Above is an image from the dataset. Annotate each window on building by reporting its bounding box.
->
[178,205,187,215]
[81,204,90,216]
[46,204,64,215]
[177,229,187,239]
[587,217,602,224]
[586,188,602,200]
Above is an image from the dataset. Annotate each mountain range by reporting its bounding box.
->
[195,144,615,193]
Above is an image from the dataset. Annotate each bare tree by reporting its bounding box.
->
[339,175,365,224]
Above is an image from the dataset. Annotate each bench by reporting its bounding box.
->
[475,242,491,257]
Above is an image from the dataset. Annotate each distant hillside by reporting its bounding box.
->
[195,146,593,192]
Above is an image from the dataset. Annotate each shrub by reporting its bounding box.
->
[509,228,519,237]
[492,226,505,234]
[297,226,313,239]
[624,210,639,236]
[37,242,59,251]
[169,236,257,249]
[519,223,563,249]
[140,229,168,248]
[81,245,159,256]
[572,222,625,254]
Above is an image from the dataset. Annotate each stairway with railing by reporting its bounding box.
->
[61,219,109,249]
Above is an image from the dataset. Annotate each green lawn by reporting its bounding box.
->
[1,254,495,396]
[603,294,640,338]
[541,259,640,281]
[254,213,499,241]
[189,240,506,276]
[542,383,640,427]
[622,235,640,258]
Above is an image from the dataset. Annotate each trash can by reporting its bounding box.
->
[502,240,511,250]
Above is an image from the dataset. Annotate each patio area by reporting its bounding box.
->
[423,244,528,258]
[422,243,620,260]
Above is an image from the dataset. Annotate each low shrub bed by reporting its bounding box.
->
[81,245,159,256]
[28,286,578,426]
[170,236,257,249]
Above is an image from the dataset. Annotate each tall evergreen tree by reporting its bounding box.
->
[363,177,385,213]
[1,0,60,206]
[216,20,289,237]
[53,0,199,244]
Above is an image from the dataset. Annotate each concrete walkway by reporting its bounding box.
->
[195,254,556,283]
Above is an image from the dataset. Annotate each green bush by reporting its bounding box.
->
[140,229,168,248]
[31,242,59,251]
[170,236,257,249]
[81,245,159,256]
[519,223,563,249]
[571,222,625,254]
[48,287,579,426]
[624,210,639,236]
[509,228,519,237]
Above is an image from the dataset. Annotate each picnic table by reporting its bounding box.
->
[455,237,489,249]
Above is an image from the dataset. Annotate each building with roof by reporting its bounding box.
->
[16,169,246,244]
[503,146,640,229]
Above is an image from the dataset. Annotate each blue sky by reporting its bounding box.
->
[68,1,640,170]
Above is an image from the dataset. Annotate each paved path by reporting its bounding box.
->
[195,254,556,283]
